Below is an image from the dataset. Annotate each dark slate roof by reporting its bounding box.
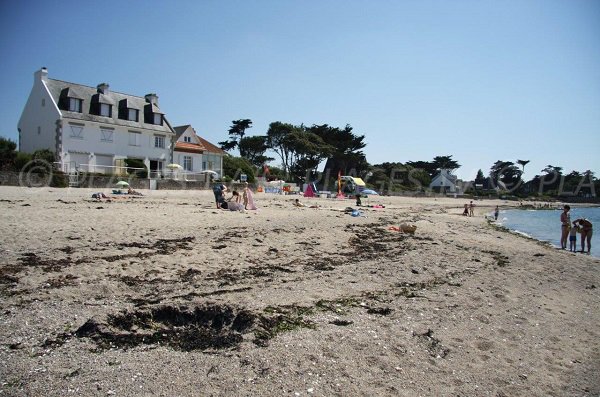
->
[45,78,174,134]
[173,125,191,139]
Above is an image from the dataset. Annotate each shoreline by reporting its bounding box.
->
[1,186,599,396]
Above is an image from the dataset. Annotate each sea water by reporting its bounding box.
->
[496,206,600,258]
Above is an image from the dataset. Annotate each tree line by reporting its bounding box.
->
[219,119,598,197]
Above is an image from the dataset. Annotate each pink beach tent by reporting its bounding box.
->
[304,183,316,198]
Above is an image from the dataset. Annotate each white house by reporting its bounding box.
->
[173,125,225,178]
[18,67,175,176]
[429,169,459,193]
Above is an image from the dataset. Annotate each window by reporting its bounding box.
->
[153,113,162,125]
[183,136,191,143]
[68,98,82,113]
[70,125,83,139]
[129,131,141,146]
[154,135,165,148]
[100,128,113,142]
[127,108,138,122]
[202,161,206,170]
[183,156,192,171]
[100,103,112,117]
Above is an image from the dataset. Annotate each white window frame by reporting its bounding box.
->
[154,135,165,149]
[100,128,114,142]
[153,113,162,125]
[100,103,111,117]
[68,98,82,113]
[183,136,191,143]
[129,131,141,146]
[127,108,138,122]
[183,156,193,171]
[69,125,84,139]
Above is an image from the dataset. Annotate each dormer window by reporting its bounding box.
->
[184,136,191,143]
[144,102,163,125]
[68,98,82,113]
[127,108,139,122]
[99,103,112,117]
[118,99,139,122]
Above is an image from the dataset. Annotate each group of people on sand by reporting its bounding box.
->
[92,187,142,201]
[560,205,593,254]
[462,201,475,217]
[212,183,257,211]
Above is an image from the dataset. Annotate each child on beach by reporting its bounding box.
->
[569,222,580,252]
[494,206,499,221]
[242,183,250,209]
[463,204,469,216]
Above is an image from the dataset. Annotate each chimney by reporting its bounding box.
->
[145,93,159,106]
[35,67,48,82]
[97,83,109,94]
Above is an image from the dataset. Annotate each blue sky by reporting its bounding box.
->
[0,0,598,180]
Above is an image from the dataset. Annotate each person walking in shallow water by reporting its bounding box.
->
[573,218,593,254]
[494,206,499,221]
[560,205,571,249]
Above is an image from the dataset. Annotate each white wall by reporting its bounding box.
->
[17,78,61,153]
[61,121,171,164]
[173,152,203,172]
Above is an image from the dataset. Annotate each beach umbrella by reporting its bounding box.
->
[166,163,183,170]
[116,181,130,188]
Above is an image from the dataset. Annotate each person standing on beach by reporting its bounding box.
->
[573,218,593,254]
[560,205,571,249]
[494,206,499,221]
[569,222,580,252]
[469,201,475,217]
[213,184,227,209]
[463,204,469,216]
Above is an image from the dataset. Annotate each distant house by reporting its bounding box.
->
[430,169,459,193]
[18,67,175,176]
[173,125,225,178]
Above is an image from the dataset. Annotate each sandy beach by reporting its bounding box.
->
[0,186,598,396]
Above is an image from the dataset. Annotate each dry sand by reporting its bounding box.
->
[0,186,598,396]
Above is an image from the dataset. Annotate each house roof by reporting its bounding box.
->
[172,125,226,155]
[174,141,205,154]
[173,125,191,138]
[44,78,174,134]
[196,136,226,155]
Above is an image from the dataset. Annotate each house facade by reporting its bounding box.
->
[173,125,225,178]
[429,169,459,193]
[18,67,175,176]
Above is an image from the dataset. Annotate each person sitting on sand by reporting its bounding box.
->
[225,191,244,211]
[127,187,143,196]
[560,205,571,249]
[293,198,305,207]
[569,221,580,252]
[573,218,593,254]
[293,198,319,208]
